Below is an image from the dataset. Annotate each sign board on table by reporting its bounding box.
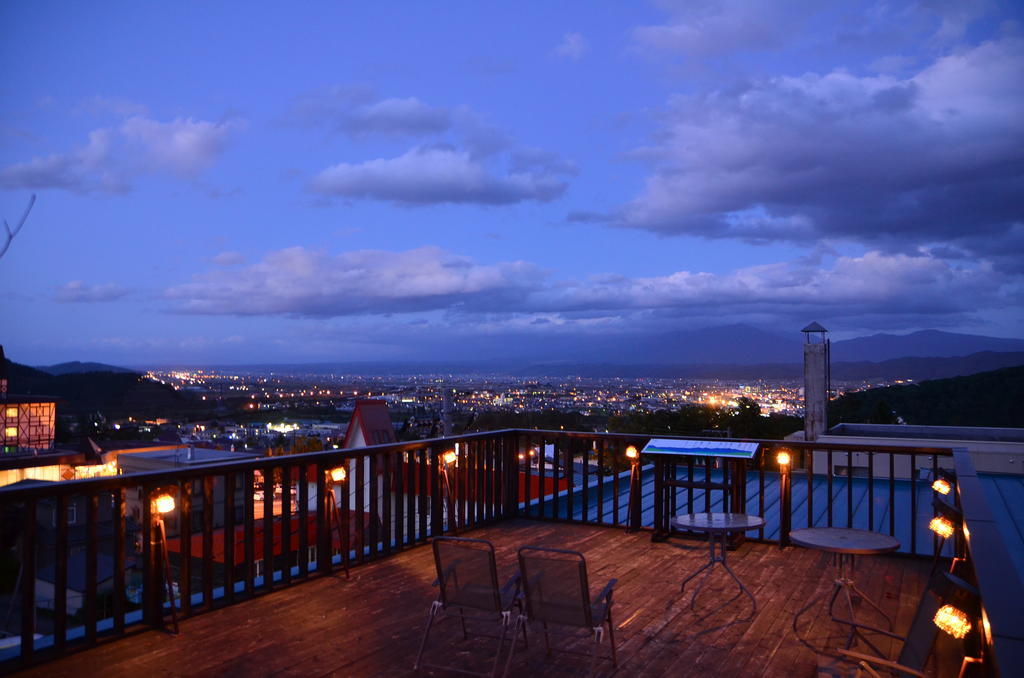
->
[640,438,760,459]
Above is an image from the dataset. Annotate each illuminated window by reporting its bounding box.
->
[5,407,17,418]
[4,427,16,438]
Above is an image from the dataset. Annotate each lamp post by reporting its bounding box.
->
[152,492,179,634]
[625,445,642,533]
[439,449,459,535]
[777,449,792,548]
[326,466,350,579]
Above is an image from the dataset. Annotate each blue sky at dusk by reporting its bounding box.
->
[2,1,1022,366]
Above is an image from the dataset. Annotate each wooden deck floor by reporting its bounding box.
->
[16,520,948,678]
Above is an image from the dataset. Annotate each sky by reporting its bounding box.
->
[1,1,1022,366]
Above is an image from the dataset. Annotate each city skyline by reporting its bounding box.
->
[2,1,1023,365]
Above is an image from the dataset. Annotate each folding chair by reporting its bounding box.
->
[507,545,617,677]
[414,536,524,677]
[834,571,980,677]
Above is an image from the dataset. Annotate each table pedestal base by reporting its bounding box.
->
[680,530,757,620]
[793,553,895,656]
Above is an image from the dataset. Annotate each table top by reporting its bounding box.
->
[671,512,766,533]
[789,527,900,555]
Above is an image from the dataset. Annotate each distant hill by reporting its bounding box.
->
[3,359,200,418]
[829,365,1024,428]
[35,361,136,375]
[831,329,1024,363]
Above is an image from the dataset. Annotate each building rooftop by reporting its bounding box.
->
[829,423,1024,443]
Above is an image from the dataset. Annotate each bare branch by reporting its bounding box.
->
[0,194,36,260]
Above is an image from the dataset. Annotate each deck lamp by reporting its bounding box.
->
[438,449,459,535]
[325,466,350,578]
[934,604,972,639]
[776,450,791,467]
[154,493,176,515]
[929,516,955,540]
[932,478,951,495]
[150,491,179,634]
[625,445,642,534]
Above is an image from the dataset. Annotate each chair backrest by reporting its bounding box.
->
[432,537,502,613]
[517,546,593,628]
[897,571,979,672]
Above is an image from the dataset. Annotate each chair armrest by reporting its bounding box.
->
[836,649,927,678]
[592,578,617,607]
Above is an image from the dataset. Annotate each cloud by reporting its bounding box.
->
[55,281,130,303]
[611,36,1024,260]
[165,245,542,316]
[633,0,806,55]
[0,129,125,193]
[0,115,243,192]
[554,33,589,60]
[632,1,992,57]
[120,116,242,176]
[310,145,569,205]
[539,251,1013,323]
[286,88,452,137]
[164,245,1016,340]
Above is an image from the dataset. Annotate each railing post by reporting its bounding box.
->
[504,432,519,518]
[627,448,643,534]
[316,464,330,575]
[142,487,163,628]
[430,448,443,536]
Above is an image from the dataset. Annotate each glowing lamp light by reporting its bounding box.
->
[776,450,791,467]
[529,448,536,457]
[153,494,176,515]
[625,446,638,460]
[329,467,347,483]
[934,604,972,639]
[442,450,458,466]
[932,478,952,495]
[518,453,525,461]
[929,516,955,539]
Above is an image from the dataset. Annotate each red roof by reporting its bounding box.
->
[342,399,396,449]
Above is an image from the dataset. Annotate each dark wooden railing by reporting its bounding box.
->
[0,429,968,673]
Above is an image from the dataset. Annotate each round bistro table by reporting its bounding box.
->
[789,527,900,652]
[671,512,766,618]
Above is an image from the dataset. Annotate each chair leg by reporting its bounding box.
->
[459,608,469,640]
[542,620,551,655]
[489,615,511,678]
[501,616,525,678]
[589,627,604,678]
[607,609,618,668]
[413,601,442,672]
